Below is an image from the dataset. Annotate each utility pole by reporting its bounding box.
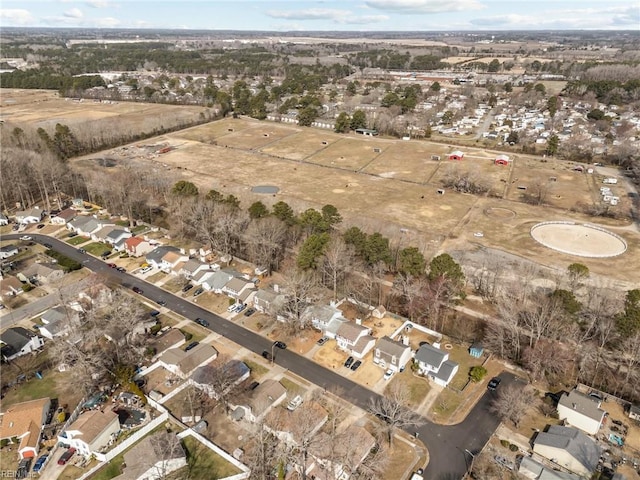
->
[464,449,476,478]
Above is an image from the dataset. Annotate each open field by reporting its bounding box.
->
[65,115,639,285]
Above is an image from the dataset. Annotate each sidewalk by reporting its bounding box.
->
[495,424,532,452]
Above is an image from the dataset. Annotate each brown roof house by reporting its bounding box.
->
[158,344,218,379]
[58,409,120,458]
[18,263,64,284]
[335,321,376,359]
[0,397,51,459]
[150,329,186,361]
[373,336,412,373]
[232,379,287,423]
[0,275,23,298]
[114,431,187,480]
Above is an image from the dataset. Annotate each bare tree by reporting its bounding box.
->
[243,216,287,274]
[368,383,422,446]
[490,384,538,429]
[278,265,322,334]
[321,235,355,302]
[242,420,282,480]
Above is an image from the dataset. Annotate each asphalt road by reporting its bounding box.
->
[1,233,517,479]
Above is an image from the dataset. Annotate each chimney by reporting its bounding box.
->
[355,318,362,325]
[572,403,577,409]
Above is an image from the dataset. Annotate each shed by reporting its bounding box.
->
[629,404,640,421]
[494,154,510,166]
[469,344,484,358]
[448,150,464,161]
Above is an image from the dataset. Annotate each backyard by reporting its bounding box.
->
[180,435,242,479]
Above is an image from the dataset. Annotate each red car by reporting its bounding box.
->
[57,448,76,465]
[107,263,117,268]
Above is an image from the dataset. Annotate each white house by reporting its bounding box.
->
[124,237,155,258]
[157,344,218,379]
[15,207,44,224]
[532,426,601,477]
[39,306,77,339]
[518,456,581,480]
[557,390,606,436]
[118,431,187,480]
[160,250,189,273]
[50,208,77,226]
[59,409,120,457]
[0,327,44,362]
[232,379,287,423]
[373,336,412,373]
[335,322,376,359]
[414,343,459,387]
[144,246,181,270]
[253,288,286,316]
[222,277,256,301]
[0,244,19,260]
[201,269,235,294]
[0,213,9,226]
[304,304,348,338]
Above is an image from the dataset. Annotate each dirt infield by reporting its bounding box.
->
[530,222,627,258]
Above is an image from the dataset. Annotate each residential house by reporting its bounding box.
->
[157,344,218,379]
[222,277,256,302]
[0,213,8,226]
[190,269,216,287]
[0,397,51,459]
[414,343,459,387]
[308,424,376,480]
[265,401,328,446]
[39,306,78,340]
[179,259,213,280]
[103,229,132,251]
[91,225,118,243]
[68,216,114,237]
[59,409,120,457]
[190,360,250,399]
[145,246,181,270]
[335,322,376,359]
[50,208,77,226]
[150,329,186,360]
[557,390,606,436]
[15,207,44,224]
[532,425,601,477]
[162,251,189,274]
[373,336,412,373]
[0,327,44,361]
[304,304,348,339]
[0,276,23,298]
[124,237,155,258]
[0,245,19,260]
[114,431,187,480]
[18,263,64,284]
[518,456,581,480]
[253,288,286,316]
[233,379,287,423]
[202,269,235,294]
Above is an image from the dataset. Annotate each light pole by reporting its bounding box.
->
[464,449,476,478]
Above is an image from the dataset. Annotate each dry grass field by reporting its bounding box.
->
[55,111,638,285]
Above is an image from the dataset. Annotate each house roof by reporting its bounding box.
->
[21,263,61,279]
[41,306,69,324]
[0,276,23,295]
[534,425,601,472]
[0,327,35,353]
[376,336,410,359]
[151,329,185,355]
[415,343,447,368]
[310,424,376,470]
[519,456,581,480]
[67,409,119,445]
[249,379,287,416]
[225,277,253,293]
[434,360,458,383]
[146,246,180,264]
[203,270,234,291]
[118,432,186,480]
[124,236,144,248]
[56,209,77,221]
[0,397,50,441]
[265,401,328,445]
[105,229,130,241]
[182,258,205,274]
[558,390,605,422]
[69,216,93,229]
[0,245,18,253]
[302,304,341,324]
[336,322,369,343]
[162,251,182,265]
[191,360,249,386]
[352,335,376,355]
[94,225,117,240]
[166,344,218,376]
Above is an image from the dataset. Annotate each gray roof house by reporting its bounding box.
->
[222,277,256,300]
[335,322,375,359]
[145,246,180,269]
[242,379,287,423]
[115,431,187,480]
[158,344,218,379]
[0,327,44,361]
[304,304,347,338]
[533,425,601,477]
[518,456,581,480]
[253,289,286,315]
[15,207,44,224]
[557,390,606,436]
[202,269,235,293]
[415,343,459,387]
[0,245,19,260]
[373,336,412,372]
[104,229,132,249]
[39,306,78,340]
[18,263,64,284]
[190,360,250,399]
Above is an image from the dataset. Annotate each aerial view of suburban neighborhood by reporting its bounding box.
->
[0,1,639,480]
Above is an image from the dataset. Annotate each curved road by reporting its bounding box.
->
[2,233,518,480]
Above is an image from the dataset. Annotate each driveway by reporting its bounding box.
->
[1,233,517,479]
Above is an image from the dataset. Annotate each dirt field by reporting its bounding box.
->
[63,115,640,284]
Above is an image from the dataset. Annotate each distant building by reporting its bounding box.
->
[448,150,464,161]
[355,128,378,136]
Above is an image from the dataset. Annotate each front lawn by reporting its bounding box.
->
[242,359,268,378]
[388,371,431,408]
[66,235,90,246]
[82,242,112,256]
[181,436,241,479]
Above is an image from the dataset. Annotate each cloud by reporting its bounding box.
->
[266,8,351,21]
[337,15,389,25]
[64,8,84,19]
[365,0,484,14]
[0,8,34,25]
[95,16,120,27]
[85,0,112,7]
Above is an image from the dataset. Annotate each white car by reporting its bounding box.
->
[383,369,394,380]
[20,235,32,241]
[227,303,239,313]
[140,266,153,274]
[473,232,484,237]
[287,395,303,411]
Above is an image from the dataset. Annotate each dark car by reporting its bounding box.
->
[43,243,53,249]
[247,381,260,390]
[78,248,86,254]
[243,308,256,317]
[317,337,328,345]
[67,232,78,237]
[262,350,272,361]
[132,286,143,294]
[57,448,76,465]
[193,287,204,297]
[350,360,362,371]
[195,318,209,327]
[16,458,32,479]
[36,224,45,229]
[32,454,48,473]
[344,356,354,368]
[149,310,161,317]
[116,266,126,272]
[185,341,199,351]
[273,341,287,350]
[12,224,20,230]
[156,299,167,306]
[182,284,194,292]
[488,377,502,391]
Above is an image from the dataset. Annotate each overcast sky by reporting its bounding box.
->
[1,0,638,31]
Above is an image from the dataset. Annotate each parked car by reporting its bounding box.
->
[149,310,161,317]
[36,224,45,229]
[287,394,304,411]
[247,381,260,390]
[132,286,143,294]
[19,235,32,241]
[116,266,126,272]
[43,243,53,249]
[344,356,354,368]
[67,232,78,237]
[101,251,111,258]
[12,224,19,231]
[193,287,204,297]
[227,303,239,313]
[140,266,153,274]
[383,369,394,380]
[107,263,117,268]
[185,341,199,351]
[273,341,287,350]
[350,360,362,371]
[236,303,247,313]
[487,377,502,391]
[317,337,328,345]
[16,458,32,479]
[78,248,86,254]
[182,284,194,292]
[32,454,48,473]
[156,299,167,306]
[243,308,256,317]
[195,318,209,327]
[261,350,272,361]
[57,448,76,465]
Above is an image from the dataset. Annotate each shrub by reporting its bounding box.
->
[45,250,81,272]
[469,365,488,382]
[509,443,519,452]
[150,324,162,335]
[21,283,34,292]
[181,330,193,341]
[500,439,510,448]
